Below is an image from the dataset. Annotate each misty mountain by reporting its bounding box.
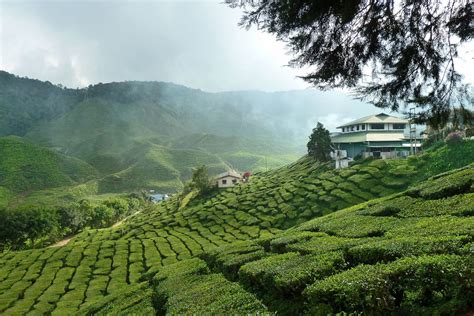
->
[0,71,376,193]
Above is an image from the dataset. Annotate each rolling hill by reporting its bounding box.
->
[0,72,310,195]
[148,164,473,315]
[0,71,81,137]
[0,142,472,315]
[1,70,472,314]
[0,70,383,196]
[0,136,97,207]
[24,81,303,184]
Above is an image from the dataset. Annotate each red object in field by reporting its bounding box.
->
[243,171,252,178]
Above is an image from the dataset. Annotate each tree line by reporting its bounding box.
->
[0,193,150,251]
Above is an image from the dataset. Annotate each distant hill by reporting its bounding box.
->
[0,71,81,136]
[0,136,97,194]
[0,71,378,195]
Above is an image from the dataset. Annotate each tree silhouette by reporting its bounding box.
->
[307,122,332,162]
[226,0,473,125]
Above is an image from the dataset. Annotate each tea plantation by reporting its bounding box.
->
[0,144,473,315]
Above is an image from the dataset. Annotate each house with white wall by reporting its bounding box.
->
[331,113,422,159]
[215,170,242,188]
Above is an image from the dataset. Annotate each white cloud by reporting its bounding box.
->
[0,0,309,91]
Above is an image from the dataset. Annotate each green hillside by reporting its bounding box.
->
[20,81,300,193]
[1,72,385,196]
[0,143,472,315]
[0,71,81,137]
[0,136,97,202]
[151,165,473,315]
[97,144,229,193]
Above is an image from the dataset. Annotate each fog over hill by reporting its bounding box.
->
[0,71,378,194]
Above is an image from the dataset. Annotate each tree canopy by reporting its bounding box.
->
[190,165,215,195]
[226,0,473,125]
[307,122,332,162]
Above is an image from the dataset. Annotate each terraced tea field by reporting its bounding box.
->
[0,150,472,315]
[145,164,474,315]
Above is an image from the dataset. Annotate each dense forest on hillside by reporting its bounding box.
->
[0,72,81,136]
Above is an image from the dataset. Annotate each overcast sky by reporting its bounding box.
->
[0,0,314,91]
[0,0,472,131]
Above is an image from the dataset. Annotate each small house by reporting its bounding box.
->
[215,170,242,188]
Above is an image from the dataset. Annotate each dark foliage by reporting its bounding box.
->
[190,165,215,195]
[307,122,332,162]
[0,194,147,250]
[226,0,473,125]
[0,71,82,136]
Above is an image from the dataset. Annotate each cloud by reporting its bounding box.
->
[0,0,309,91]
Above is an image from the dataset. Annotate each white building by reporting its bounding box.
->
[215,170,242,188]
[330,149,351,169]
[331,113,423,159]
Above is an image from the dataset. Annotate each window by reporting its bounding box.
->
[393,123,406,129]
[357,125,360,131]
[351,126,354,131]
[232,179,237,184]
[342,127,345,132]
[370,123,385,129]
[362,124,366,130]
[222,179,227,185]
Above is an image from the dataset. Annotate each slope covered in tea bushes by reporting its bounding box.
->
[146,164,474,315]
[0,142,473,315]
[0,154,421,315]
[0,136,98,209]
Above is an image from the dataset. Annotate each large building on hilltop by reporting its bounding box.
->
[331,113,421,159]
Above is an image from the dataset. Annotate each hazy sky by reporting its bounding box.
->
[0,0,471,131]
[3,0,469,91]
[0,0,313,91]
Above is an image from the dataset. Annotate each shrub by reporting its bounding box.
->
[152,258,209,284]
[155,273,268,315]
[297,213,400,238]
[346,235,471,264]
[386,216,474,238]
[267,231,327,253]
[285,235,369,255]
[445,132,463,146]
[304,255,473,314]
[239,251,345,295]
[407,167,473,199]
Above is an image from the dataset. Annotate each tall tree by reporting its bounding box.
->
[190,165,214,195]
[226,0,473,124]
[307,122,332,162]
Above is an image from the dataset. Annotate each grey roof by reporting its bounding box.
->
[216,170,242,179]
[337,113,408,128]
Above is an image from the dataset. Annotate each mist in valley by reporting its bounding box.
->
[1,0,378,141]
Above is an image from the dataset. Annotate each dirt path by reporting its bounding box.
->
[49,236,74,248]
[112,210,141,228]
[49,210,142,248]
